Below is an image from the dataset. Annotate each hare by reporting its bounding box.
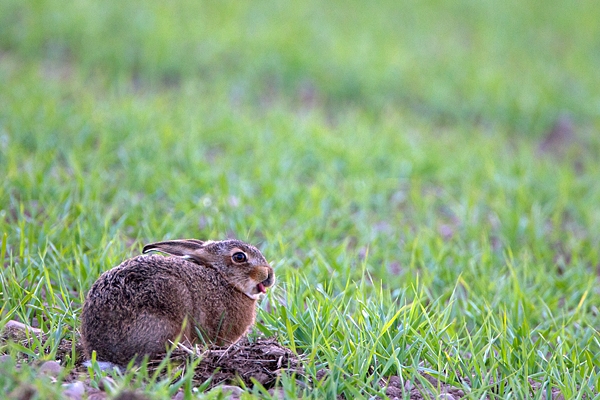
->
[80,239,274,367]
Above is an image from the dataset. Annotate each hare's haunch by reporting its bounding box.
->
[80,239,274,366]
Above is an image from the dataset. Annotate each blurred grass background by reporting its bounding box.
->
[2,0,599,131]
[1,0,600,398]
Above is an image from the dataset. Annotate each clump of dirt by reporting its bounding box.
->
[148,337,303,389]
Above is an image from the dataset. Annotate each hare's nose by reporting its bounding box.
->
[251,266,273,283]
[262,269,275,288]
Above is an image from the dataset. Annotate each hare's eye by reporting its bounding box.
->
[232,252,247,263]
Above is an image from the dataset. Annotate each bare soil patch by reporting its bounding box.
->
[145,337,302,389]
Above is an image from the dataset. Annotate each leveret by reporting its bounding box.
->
[80,239,274,367]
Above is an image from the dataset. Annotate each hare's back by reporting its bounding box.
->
[85,255,198,314]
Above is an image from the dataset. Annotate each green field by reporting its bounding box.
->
[1,0,600,398]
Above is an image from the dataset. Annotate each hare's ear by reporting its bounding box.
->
[143,239,210,264]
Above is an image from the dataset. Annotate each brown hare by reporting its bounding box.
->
[80,239,274,367]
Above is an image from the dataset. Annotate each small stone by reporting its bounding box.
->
[88,395,107,400]
[87,388,108,400]
[4,320,42,334]
[0,354,13,364]
[438,394,456,400]
[113,391,149,400]
[63,381,85,400]
[39,360,63,377]
[220,385,243,397]
[267,388,286,399]
[171,391,185,400]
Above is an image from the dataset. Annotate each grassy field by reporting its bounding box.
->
[1,0,600,398]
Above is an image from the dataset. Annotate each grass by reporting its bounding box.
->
[1,0,600,398]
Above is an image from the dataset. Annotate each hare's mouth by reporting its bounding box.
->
[243,268,274,299]
[257,282,267,294]
[243,282,267,300]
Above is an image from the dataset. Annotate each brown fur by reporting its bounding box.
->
[80,239,274,366]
